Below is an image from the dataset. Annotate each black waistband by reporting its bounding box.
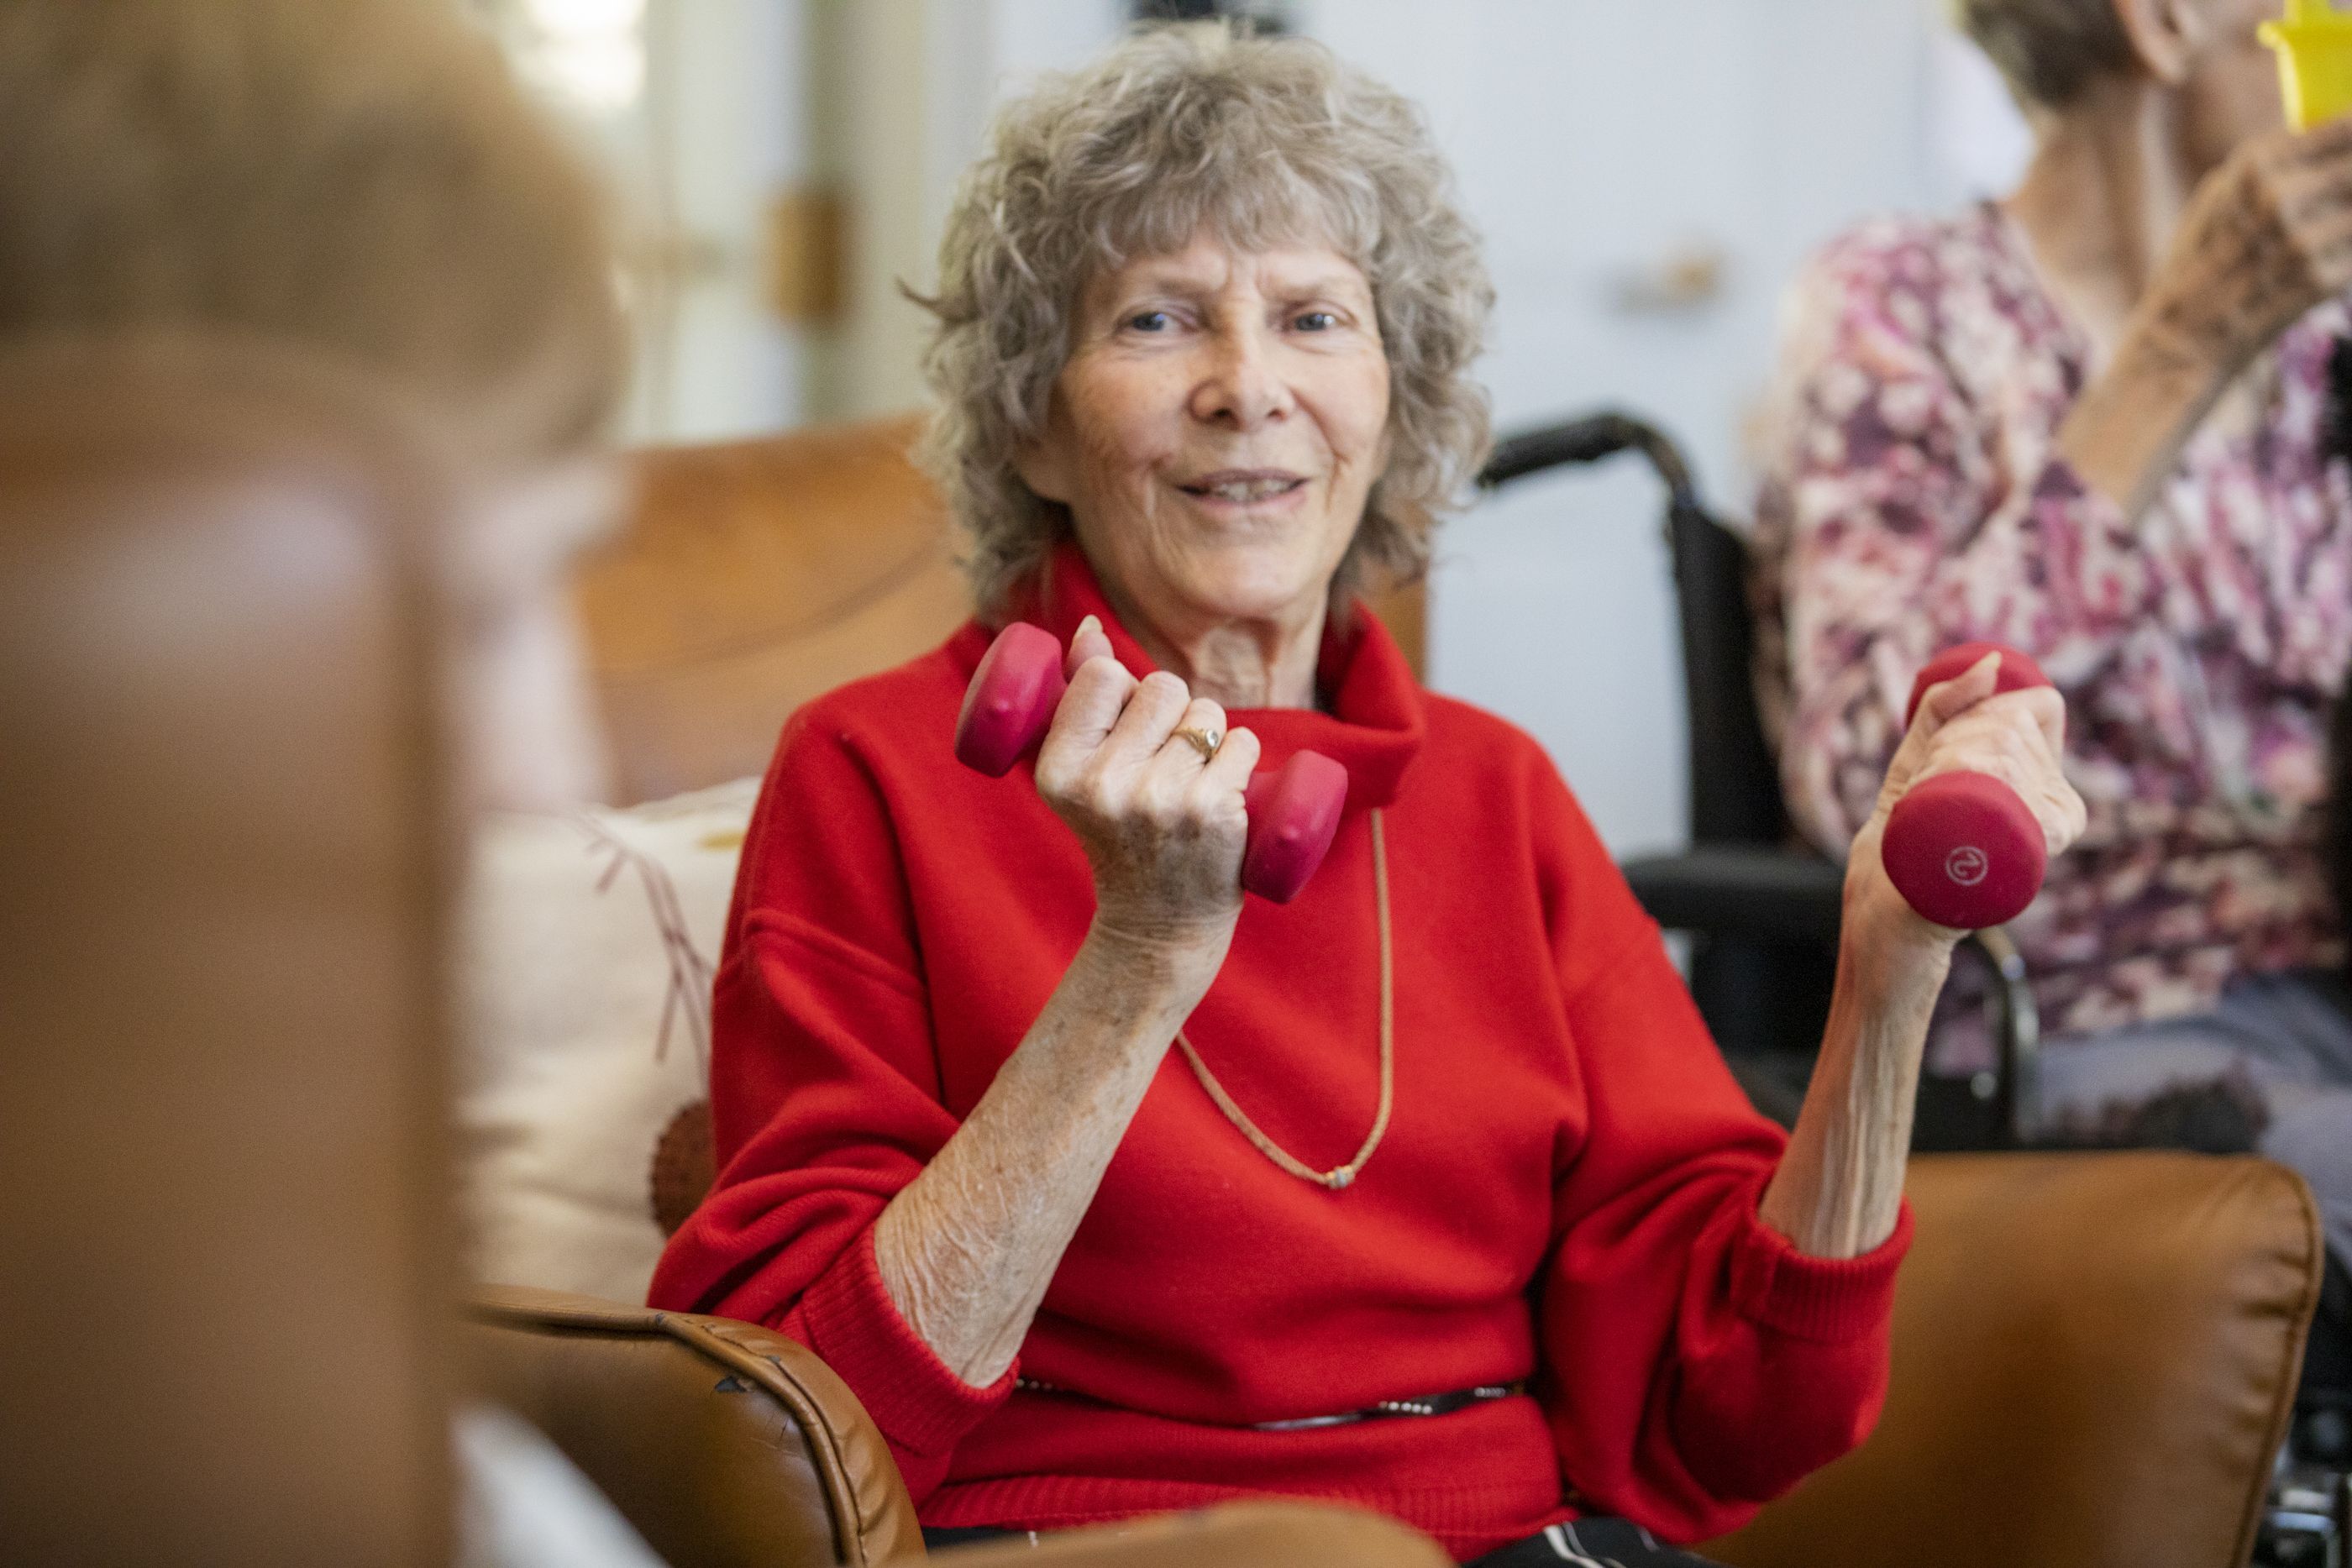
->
[1013,1377,1526,1431]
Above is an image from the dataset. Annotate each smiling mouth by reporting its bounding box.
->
[1177,471,1308,504]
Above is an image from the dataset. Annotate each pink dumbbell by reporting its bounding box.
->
[1880,641,2055,930]
[954,621,1347,903]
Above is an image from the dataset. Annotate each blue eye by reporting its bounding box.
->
[1126,310,1171,333]
[1295,311,1338,331]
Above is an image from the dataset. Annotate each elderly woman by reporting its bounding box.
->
[653,27,2080,1565]
[1755,0,2352,1263]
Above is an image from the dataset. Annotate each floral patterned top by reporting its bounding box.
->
[1751,202,2352,1058]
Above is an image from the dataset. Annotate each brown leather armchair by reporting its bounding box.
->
[470,1151,2318,1568]
[465,1287,924,1568]
[465,1289,1451,1568]
[1709,1151,2319,1568]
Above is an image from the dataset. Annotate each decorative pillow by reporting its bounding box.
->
[453,777,754,1304]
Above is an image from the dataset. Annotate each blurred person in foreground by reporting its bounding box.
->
[1754,0,2352,1251]
[0,0,624,820]
[0,2,657,1561]
[651,26,2082,1565]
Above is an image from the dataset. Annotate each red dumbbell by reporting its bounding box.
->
[1880,641,2055,930]
[954,621,1347,904]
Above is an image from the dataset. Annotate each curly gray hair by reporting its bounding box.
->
[1950,0,2136,110]
[916,24,1494,618]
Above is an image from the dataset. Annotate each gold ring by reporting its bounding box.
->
[1173,726,1223,761]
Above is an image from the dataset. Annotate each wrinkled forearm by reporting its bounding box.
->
[2055,307,2229,524]
[1761,884,1951,1257]
[870,926,1218,1387]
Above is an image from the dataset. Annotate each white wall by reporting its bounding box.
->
[638,0,812,440]
[489,0,816,443]
[813,0,1129,418]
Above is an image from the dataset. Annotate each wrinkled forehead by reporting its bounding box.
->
[1077,234,1378,317]
[1079,159,1378,299]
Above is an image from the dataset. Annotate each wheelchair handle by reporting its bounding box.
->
[1478,410,1699,512]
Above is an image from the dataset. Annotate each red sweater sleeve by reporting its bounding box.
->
[646,705,1012,1499]
[1528,762,1908,1543]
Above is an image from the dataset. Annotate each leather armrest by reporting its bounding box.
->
[462,1285,920,1568]
[1708,1152,2323,1568]
[1620,845,1845,941]
[468,1156,2320,1568]
[932,1502,1450,1566]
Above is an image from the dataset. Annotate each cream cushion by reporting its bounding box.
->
[454,778,756,1303]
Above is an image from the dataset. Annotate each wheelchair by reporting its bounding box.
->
[1474,412,2035,1147]
[1476,410,2352,1566]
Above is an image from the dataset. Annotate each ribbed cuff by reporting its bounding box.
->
[1729,1194,1912,1343]
[796,1225,1016,1456]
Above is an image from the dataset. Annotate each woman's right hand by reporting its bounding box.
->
[1032,614,1262,974]
[2140,115,2352,380]
[2064,115,2352,517]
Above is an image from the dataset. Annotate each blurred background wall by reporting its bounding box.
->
[483,0,2032,857]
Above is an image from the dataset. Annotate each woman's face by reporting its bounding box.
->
[1017,233,1391,643]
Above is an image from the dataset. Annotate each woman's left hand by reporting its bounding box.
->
[1845,653,2087,971]
[1763,654,2085,1257]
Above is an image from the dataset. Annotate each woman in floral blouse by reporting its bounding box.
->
[1754,0,2352,1261]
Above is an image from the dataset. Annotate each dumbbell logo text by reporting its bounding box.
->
[1944,846,1988,887]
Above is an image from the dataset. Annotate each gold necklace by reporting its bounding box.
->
[1173,810,1393,1191]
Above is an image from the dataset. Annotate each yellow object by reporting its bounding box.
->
[2263,0,2352,130]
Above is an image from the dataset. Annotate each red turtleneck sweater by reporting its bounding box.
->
[649,546,1908,1558]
